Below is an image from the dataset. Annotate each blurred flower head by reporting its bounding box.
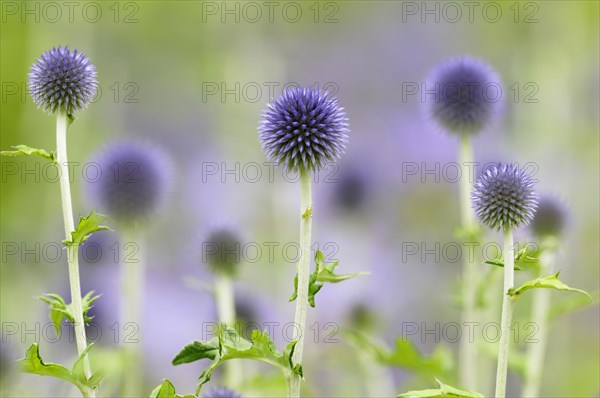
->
[87,140,172,224]
[530,196,566,238]
[259,87,348,173]
[472,163,538,230]
[332,167,369,213]
[28,45,97,115]
[203,387,242,398]
[202,223,243,277]
[425,56,502,135]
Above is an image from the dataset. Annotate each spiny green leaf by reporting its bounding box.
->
[485,244,541,271]
[150,379,196,398]
[290,250,368,307]
[345,330,453,382]
[173,326,301,395]
[508,272,593,300]
[397,378,484,397]
[39,291,100,336]
[63,210,110,247]
[1,145,56,162]
[20,343,101,395]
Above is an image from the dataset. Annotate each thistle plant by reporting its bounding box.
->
[87,140,171,396]
[425,56,502,390]
[259,87,348,397]
[1,45,103,397]
[472,163,538,397]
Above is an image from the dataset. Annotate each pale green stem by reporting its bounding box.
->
[495,226,515,398]
[56,110,95,398]
[287,169,312,398]
[522,248,554,397]
[215,274,241,388]
[458,134,477,390]
[121,227,145,397]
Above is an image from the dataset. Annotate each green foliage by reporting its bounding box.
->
[345,330,453,382]
[39,291,100,336]
[20,343,102,396]
[63,210,110,247]
[485,244,540,271]
[150,379,195,398]
[397,378,483,397]
[0,144,56,162]
[172,325,301,394]
[289,250,368,307]
[508,272,592,300]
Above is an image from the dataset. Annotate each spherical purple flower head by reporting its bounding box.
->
[472,163,538,231]
[530,197,566,238]
[203,387,242,398]
[87,141,171,224]
[29,45,98,115]
[259,87,349,173]
[425,56,502,135]
[202,224,243,276]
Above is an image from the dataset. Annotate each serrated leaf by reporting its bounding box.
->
[39,291,100,336]
[484,245,541,271]
[345,330,453,382]
[150,379,196,398]
[20,343,101,395]
[397,378,483,398]
[173,326,301,395]
[290,250,367,307]
[64,210,110,247]
[508,272,592,300]
[1,145,56,162]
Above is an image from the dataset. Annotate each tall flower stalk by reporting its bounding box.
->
[472,163,538,397]
[425,56,502,390]
[259,87,348,397]
[27,45,98,398]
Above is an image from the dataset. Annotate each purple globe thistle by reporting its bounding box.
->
[202,224,243,276]
[530,197,566,238]
[87,141,171,223]
[259,87,349,172]
[28,45,98,115]
[425,56,502,135]
[202,387,242,398]
[472,163,538,230]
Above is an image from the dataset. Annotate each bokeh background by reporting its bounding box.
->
[1,1,599,397]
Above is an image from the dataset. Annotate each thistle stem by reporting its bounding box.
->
[56,110,95,398]
[495,226,515,398]
[458,134,477,390]
[121,227,145,397]
[215,274,241,388]
[288,169,313,398]
[522,247,554,397]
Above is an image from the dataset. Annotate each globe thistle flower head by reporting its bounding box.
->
[259,87,349,173]
[87,141,172,224]
[202,224,243,276]
[203,387,242,398]
[29,45,98,115]
[530,197,566,238]
[472,163,538,231]
[425,56,502,135]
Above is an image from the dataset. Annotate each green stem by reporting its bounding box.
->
[522,248,554,397]
[288,169,313,398]
[56,110,95,398]
[458,134,477,390]
[215,274,241,388]
[121,227,145,397]
[495,226,515,398]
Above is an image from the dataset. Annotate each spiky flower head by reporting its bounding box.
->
[530,197,566,238]
[472,163,538,230]
[202,387,242,398]
[28,45,98,115]
[425,56,502,135]
[259,87,348,173]
[87,141,171,224]
[202,224,243,276]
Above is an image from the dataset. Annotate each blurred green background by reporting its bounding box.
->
[1,1,599,397]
